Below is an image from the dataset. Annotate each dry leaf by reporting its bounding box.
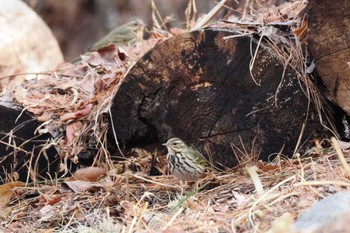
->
[293,18,308,39]
[60,104,93,123]
[259,163,280,172]
[0,181,25,206]
[62,180,104,193]
[65,121,83,145]
[39,205,57,222]
[38,193,62,207]
[70,166,107,181]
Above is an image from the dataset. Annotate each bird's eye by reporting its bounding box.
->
[173,142,178,145]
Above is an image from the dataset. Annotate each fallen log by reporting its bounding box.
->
[0,106,59,183]
[306,0,350,114]
[109,27,331,168]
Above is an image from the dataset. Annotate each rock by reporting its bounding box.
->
[293,191,350,232]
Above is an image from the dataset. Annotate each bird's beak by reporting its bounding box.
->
[162,143,167,146]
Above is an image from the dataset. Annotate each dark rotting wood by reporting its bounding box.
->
[0,106,59,183]
[109,28,329,168]
[306,0,350,114]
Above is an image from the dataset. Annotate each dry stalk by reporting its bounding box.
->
[294,180,350,187]
[331,137,350,176]
[246,166,264,196]
[191,0,228,31]
[162,207,185,230]
[248,175,296,231]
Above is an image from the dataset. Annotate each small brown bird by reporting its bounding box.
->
[163,137,208,181]
[72,19,144,63]
[88,19,144,51]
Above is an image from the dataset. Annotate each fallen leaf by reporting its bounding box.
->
[62,180,104,193]
[259,163,280,172]
[38,193,62,207]
[117,47,128,61]
[60,104,93,122]
[65,121,83,145]
[0,181,25,206]
[39,205,57,222]
[60,112,76,122]
[70,166,107,181]
[74,103,93,118]
[293,17,308,39]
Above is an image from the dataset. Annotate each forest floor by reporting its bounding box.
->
[2,1,348,232]
[1,140,350,232]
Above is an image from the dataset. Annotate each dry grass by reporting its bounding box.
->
[1,142,350,232]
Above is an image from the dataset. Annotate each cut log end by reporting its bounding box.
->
[109,28,330,167]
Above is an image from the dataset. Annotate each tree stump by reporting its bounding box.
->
[109,28,329,167]
[307,0,350,114]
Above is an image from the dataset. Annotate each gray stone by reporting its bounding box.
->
[294,191,350,232]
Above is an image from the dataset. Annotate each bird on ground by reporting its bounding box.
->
[163,137,209,181]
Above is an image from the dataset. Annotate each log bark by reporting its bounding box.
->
[0,106,59,183]
[307,0,350,114]
[109,28,329,167]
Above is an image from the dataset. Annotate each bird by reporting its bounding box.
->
[88,18,144,51]
[162,137,209,181]
[72,19,144,63]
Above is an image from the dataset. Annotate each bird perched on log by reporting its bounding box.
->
[163,137,209,181]
[88,18,145,51]
[72,19,144,63]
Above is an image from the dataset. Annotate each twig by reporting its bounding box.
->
[248,175,296,231]
[108,108,126,158]
[162,207,185,230]
[191,0,228,31]
[294,180,350,187]
[247,166,264,196]
[331,137,350,177]
[131,174,181,189]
